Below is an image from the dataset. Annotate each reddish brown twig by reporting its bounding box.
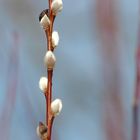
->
[38,0,63,139]
[44,1,55,140]
[45,70,54,140]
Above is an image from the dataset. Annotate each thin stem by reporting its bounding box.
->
[49,0,55,51]
[47,116,54,140]
[43,1,55,140]
[44,37,54,140]
[47,70,53,124]
[45,30,50,50]
[48,0,52,13]
[44,70,53,140]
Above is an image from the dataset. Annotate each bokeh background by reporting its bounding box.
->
[0,0,139,140]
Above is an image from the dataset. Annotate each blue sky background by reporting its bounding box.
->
[0,0,139,140]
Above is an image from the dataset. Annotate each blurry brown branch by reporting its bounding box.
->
[95,0,125,140]
[132,2,140,138]
[132,46,140,140]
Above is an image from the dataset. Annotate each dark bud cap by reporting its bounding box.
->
[39,122,48,135]
[39,9,50,22]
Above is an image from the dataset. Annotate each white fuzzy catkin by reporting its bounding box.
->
[51,0,63,15]
[51,99,62,116]
[40,14,50,30]
[52,31,59,48]
[36,125,41,138]
[44,51,56,70]
[39,77,48,92]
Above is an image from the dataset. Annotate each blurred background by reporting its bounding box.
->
[0,0,139,140]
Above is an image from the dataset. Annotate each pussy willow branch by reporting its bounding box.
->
[44,1,55,140]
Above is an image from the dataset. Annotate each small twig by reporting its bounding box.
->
[46,70,53,140]
[44,2,55,139]
[48,0,52,14]
[38,0,63,140]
